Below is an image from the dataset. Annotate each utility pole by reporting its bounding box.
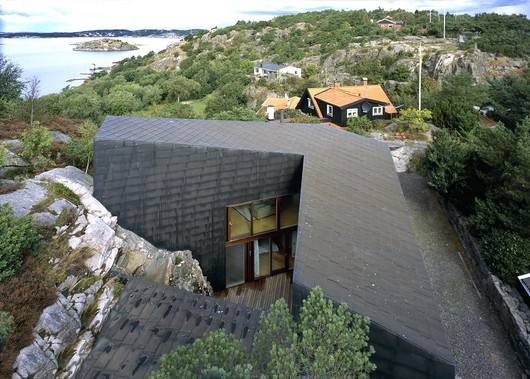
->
[418,44,422,111]
[443,8,446,39]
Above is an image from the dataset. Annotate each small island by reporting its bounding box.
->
[73,38,138,52]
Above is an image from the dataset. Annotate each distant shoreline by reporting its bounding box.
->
[0,28,202,39]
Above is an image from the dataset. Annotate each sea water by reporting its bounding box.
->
[0,37,181,96]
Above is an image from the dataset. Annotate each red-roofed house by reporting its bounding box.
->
[377,17,404,29]
[257,96,301,118]
[296,80,397,127]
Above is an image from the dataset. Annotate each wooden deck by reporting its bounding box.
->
[214,272,292,311]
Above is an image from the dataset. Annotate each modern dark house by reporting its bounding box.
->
[296,81,397,127]
[93,116,454,378]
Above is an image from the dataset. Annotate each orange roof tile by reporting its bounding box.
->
[308,85,397,115]
[258,96,301,115]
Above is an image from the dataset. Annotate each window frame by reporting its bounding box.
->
[373,106,383,116]
[307,98,314,109]
[326,104,333,117]
[347,108,358,118]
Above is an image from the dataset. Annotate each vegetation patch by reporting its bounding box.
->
[0,268,57,378]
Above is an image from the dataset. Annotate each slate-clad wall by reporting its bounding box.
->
[94,139,303,290]
[292,283,455,379]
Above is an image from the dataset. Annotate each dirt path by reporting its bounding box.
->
[398,173,523,379]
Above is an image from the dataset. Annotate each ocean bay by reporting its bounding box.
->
[0,37,181,96]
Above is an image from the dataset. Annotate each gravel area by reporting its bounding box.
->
[398,172,523,379]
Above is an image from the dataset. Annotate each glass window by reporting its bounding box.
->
[254,238,270,278]
[279,193,300,229]
[228,204,251,240]
[373,106,383,116]
[326,104,333,117]
[253,198,277,235]
[226,244,245,287]
[289,230,297,269]
[308,98,314,109]
[347,108,358,118]
[271,235,286,272]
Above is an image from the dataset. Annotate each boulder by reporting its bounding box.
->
[48,198,77,216]
[36,166,93,197]
[31,212,58,228]
[0,179,48,217]
[13,334,57,379]
[50,131,71,144]
[0,179,19,194]
[35,293,81,345]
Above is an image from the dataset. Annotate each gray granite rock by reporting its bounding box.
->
[31,212,58,228]
[0,179,48,217]
[50,131,71,143]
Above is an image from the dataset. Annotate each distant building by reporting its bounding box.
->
[296,79,397,127]
[377,17,404,29]
[254,61,302,79]
[257,95,301,119]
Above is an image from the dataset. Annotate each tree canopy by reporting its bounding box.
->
[150,287,375,379]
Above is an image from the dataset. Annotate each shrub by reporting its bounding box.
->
[0,268,57,377]
[20,121,52,161]
[399,108,432,131]
[0,311,14,352]
[422,129,469,197]
[63,120,98,173]
[481,229,530,284]
[0,204,41,282]
[347,116,373,136]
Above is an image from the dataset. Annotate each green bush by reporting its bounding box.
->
[63,121,98,173]
[21,122,52,161]
[0,310,14,352]
[347,116,373,136]
[422,129,470,196]
[0,204,41,282]
[481,229,530,284]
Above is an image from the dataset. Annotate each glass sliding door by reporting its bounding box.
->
[271,235,286,272]
[253,238,271,279]
[226,244,246,287]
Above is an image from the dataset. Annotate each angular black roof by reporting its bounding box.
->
[77,277,261,378]
[95,116,453,364]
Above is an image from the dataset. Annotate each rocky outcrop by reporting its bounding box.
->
[5,167,211,379]
[73,38,138,52]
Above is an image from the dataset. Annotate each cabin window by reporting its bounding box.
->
[326,104,333,117]
[373,106,383,116]
[307,98,314,109]
[347,108,358,118]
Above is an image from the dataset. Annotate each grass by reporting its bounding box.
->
[187,99,207,117]
[31,182,80,214]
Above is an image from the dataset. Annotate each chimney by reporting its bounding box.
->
[333,81,340,88]
[361,77,368,86]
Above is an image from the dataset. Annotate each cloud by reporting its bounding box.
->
[1,0,529,33]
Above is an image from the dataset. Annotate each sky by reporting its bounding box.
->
[1,0,529,33]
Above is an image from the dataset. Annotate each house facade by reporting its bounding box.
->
[254,61,302,79]
[296,82,397,126]
[93,116,454,378]
[377,18,404,29]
